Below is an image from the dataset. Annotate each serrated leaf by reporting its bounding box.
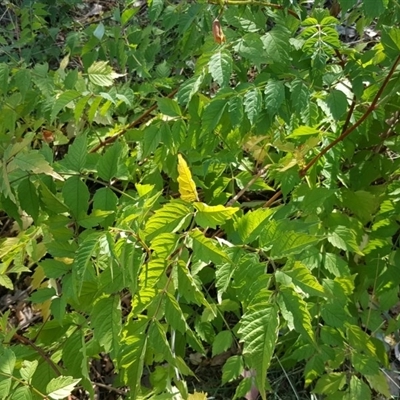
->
[62,176,90,219]
[278,286,316,346]
[10,152,63,181]
[87,61,124,87]
[51,90,81,121]
[313,373,346,395]
[326,89,348,120]
[290,79,310,114]
[157,97,182,117]
[177,73,204,105]
[212,330,233,356]
[10,385,32,400]
[202,99,227,134]
[261,26,291,65]
[238,304,279,400]
[0,63,9,94]
[177,154,198,202]
[235,208,273,244]
[194,202,238,229]
[244,88,262,124]
[190,229,231,264]
[18,178,39,222]
[20,360,38,382]
[91,295,121,353]
[144,200,192,241]
[0,349,16,375]
[46,376,81,399]
[61,134,87,172]
[97,141,122,181]
[165,292,188,333]
[222,355,243,384]
[327,226,362,255]
[0,274,13,290]
[276,262,326,298]
[208,50,232,87]
[264,80,285,116]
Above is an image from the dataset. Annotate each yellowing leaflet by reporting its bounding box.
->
[177,154,198,202]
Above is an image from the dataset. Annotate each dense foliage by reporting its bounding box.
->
[0,0,400,398]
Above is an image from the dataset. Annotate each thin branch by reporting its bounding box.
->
[208,0,299,19]
[226,164,270,207]
[300,53,400,177]
[89,88,178,153]
[262,189,282,208]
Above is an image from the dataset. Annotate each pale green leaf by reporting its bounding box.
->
[261,26,291,65]
[20,360,38,383]
[313,373,346,395]
[194,202,239,229]
[0,349,16,375]
[0,274,13,290]
[235,208,273,244]
[46,376,81,399]
[10,152,63,181]
[87,61,124,87]
[177,73,205,105]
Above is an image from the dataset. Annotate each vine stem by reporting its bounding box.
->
[89,88,178,153]
[208,0,299,19]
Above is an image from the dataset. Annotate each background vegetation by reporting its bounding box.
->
[0,0,400,398]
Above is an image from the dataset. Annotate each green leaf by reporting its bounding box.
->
[189,228,231,264]
[327,226,362,254]
[165,292,188,333]
[0,349,16,375]
[119,317,149,399]
[202,99,227,134]
[51,90,81,121]
[209,50,232,88]
[91,295,121,353]
[290,79,310,114]
[0,63,9,94]
[261,26,291,65]
[10,385,32,400]
[363,0,389,18]
[20,360,38,383]
[244,88,262,124]
[278,286,316,346]
[177,73,204,105]
[18,178,39,222]
[235,208,273,244]
[313,373,346,395]
[222,355,243,384]
[62,176,90,219]
[97,141,122,181]
[238,304,279,400]
[276,262,326,298]
[157,97,182,117]
[326,89,348,120]
[348,376,371,399]
[264,80,285,116]
[0,274,13,290]
[10,152,63,181]
[212,330,233,357]
[194,202,238,229]
[62,134,87,172]
[87,61,124,87]
[46,376,81,399]
[144,200,192,241]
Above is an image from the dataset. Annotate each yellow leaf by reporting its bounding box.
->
[177,154,198,202]
[188,392,208,400]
